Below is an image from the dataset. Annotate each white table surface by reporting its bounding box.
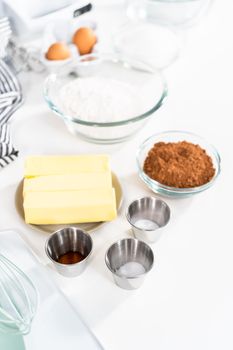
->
[1,1,233,349]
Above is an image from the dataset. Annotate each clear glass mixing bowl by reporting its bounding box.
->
[44,53,167,144]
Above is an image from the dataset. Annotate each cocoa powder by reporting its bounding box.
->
[143,141,215,188]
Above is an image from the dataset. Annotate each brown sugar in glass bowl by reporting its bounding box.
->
[137,131,221,198]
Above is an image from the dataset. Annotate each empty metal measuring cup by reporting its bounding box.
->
[105,238,154,290]
[126,197,170,244]
[45,227,93,277]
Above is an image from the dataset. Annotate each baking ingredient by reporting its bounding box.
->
[23,188,117,224]
[23,172,112,194]
[143,141,215,188]
[25,155,110,177]
[45,42,71,60]
[60,77,143,122]
[117,262,146,277]
[134,219,159,230]
[23,155,117,225]
[72,27,96,55]
[58,251,85,264]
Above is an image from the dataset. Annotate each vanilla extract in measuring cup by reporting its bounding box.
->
[58,251,85,264]
[45,228,93,277]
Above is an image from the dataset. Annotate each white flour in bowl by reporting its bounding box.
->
[59,76,143,122]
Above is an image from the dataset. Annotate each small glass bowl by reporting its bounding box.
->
[136,131,221,198]
[43,53,167,144]
[113,22,182,70]
[126,0,212,28]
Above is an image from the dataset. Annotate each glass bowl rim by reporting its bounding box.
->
[145,0,204,3]
[136,130,221,194]
[43,52,168,127]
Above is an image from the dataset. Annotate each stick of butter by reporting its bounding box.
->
[23,188,117,224]
[25,155,110,177]
[23,172,112,195]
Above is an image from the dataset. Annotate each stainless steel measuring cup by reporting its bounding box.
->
[105,238,154,290]
[126,197,170,243]
[45,227,93,277]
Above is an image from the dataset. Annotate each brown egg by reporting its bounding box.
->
[72,27,97,55]
[46,42,71,60]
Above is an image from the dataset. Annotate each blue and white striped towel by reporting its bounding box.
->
[0,59,23,168]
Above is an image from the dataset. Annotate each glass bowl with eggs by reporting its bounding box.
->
[136,131,221,198]
[43,53,167,143]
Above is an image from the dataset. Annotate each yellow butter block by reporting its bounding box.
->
[23,188,117,224]
[23,172,112,195]
[25,155,110,177]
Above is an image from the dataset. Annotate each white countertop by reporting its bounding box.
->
[1,1,233,349]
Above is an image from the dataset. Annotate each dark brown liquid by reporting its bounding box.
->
[58,251,85,264]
